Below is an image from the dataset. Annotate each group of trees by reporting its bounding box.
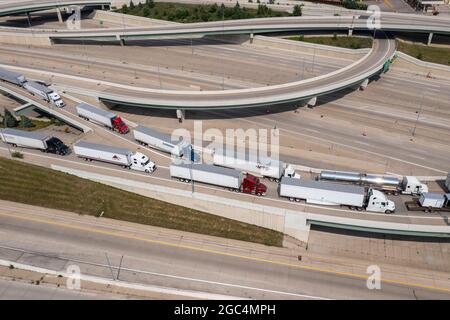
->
[1,110,34,129]
[341,0,367,10]
[117,1,297,23]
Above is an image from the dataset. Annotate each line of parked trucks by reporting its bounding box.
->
[0,67,65,108]
[2,99,449,215]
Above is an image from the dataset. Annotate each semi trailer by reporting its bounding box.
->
[445,173,450,192]
[133,125,192,158]
[23,81,65,108]
[0,67,26,86]
[279,177,395,213]
[73,141,155,173]
[213,152,300,181]
[0,128,69,155]
[405,193,450,213]
[170,163,267,196]
[76,103,129,134]
[319,170,428,195]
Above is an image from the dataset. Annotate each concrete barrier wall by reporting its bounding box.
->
[395,52,450,79]
[51,165,311,242]
[51,165,450,244]
[251,35,370,60]
[91,9,177,26]
[0,33,52,46]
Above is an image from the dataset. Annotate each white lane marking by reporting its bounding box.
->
[1,146,447,220]
[0,258,248,300]
[0,250,330,300]
[238,118,447,174]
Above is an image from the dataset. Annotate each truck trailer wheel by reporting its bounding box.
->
[385,210,392,214]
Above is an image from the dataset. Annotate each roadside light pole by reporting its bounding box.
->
[189,145,194,194]
[412,93,425,137]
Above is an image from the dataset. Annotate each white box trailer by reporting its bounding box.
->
[213,152,298,181]
[73,141,155,172]
[76,103,129,134]
[0,128,69,155]
[280,177,365,207]
[133,125,189,157]
[0,67,26,86]
[23,81,65,107]
[279,177,395,213]
[170,163,242,189]
[419,193,446,208]
[1,128,48,150]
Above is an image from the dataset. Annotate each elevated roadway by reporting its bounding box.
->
[53,32,395,109]
[0,2,449,109]
[0,0,111,17]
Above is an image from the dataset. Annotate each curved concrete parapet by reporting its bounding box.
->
[93,33,396,109]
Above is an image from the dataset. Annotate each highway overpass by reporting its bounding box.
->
[0,1,448,110]
[0,0,111,17]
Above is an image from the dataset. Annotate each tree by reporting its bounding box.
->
[3,109,16,128]
[20,116,34,128]
[143,7,150,17]
[129,0,135,10]
[121,4,128,14]
[146,0,155,8]
[292,4,302,16]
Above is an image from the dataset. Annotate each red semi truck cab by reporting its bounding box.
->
[242,174,267,196]
[111,116,129,134]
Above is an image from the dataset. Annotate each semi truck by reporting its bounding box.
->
[405,193,450,213]
[73,141,155,173]
[170,162,267,196]
[213,152,300,181]
[76,103,129,134]
[319,170,428,195]
[0,67,27,86]
[279,177,396,213]
[0,128,69,155]
[23,81,65,108]
[133,125,192,158]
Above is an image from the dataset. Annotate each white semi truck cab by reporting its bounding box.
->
[284,164,301,179]
[130,152,156,172]
[402,176,428,195]
[366,188,396,213]
[48,92,65,108]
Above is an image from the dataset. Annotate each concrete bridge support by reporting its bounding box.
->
[348,28,353,36]
[359,78,369,90]
[56,7,63,23]
[176,109,185,123]
[306,96,317,107]
[116,34,125,46]
[427,32,433,46]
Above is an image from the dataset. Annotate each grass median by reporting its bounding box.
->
[287,35,373,49]
[287,35,450,66]
[0,156,283,247]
